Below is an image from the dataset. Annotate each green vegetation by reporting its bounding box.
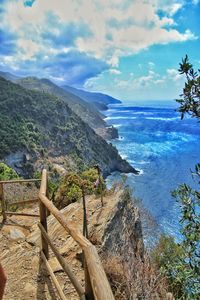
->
[55,167,106,209]
[17,76,106,130]
[152,57,200,299]
[0,163,19,180]
[0,76,132,177]
[176,54,200,119]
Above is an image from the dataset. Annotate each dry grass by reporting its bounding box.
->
[103,256,129,300]
[103,252,169,300]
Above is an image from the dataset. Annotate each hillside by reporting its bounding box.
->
[17,77,118,140]
[62,85,121,110]
[0,76,137,177]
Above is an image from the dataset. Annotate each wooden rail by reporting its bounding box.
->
[38,169,114,300]
[9,199,38,206]
[0,179,40,222]
[0,170,114,299]
[0,179,41,184]
[39,223,85,300]
[41,251,67,300]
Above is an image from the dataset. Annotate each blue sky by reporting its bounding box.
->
[0,0,199,101]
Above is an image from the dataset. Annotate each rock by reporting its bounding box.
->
[31,256,39,269]
[23,282,35,296]
[9,228,25,241]
[102,190,144,263]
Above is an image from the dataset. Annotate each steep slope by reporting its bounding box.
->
[17,77,118,139]
[0,76,137,177]
[62,85,121,110]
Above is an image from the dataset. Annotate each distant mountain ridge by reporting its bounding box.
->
[0,70,121,110]
[0,70,119,140]
[62,85,121,109]
[17,76,118,140]
[0,76,137,177]
[0,71,20,82]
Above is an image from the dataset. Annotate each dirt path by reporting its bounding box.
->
[0,191,119,299]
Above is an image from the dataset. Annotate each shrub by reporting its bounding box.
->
[0,163,19,181]
[54,168,107,209]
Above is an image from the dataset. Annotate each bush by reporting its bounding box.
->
[54,168,107,209]
[81,168,106,195]
[0,163,19,180]
[55,172,82,208]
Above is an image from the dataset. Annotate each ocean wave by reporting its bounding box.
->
[137,168,144,175]
[145,117,180,121]
[105,116,137,120]
[118,136,124,141]
[113,124,122,128]
[121,154,128,159]
[129,160,150,165]
[131,111,154,115]
[167,132,197,142]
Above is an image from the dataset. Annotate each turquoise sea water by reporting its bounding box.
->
[105,102,200,240]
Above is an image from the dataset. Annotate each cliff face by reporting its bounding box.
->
[101,189,144,262]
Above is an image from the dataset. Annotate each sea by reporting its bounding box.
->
[105,101,200,243]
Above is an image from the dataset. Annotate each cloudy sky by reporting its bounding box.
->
[0,0,199,101]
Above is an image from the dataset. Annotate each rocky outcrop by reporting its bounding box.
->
[95,125,119,140]
[101,189,144,262]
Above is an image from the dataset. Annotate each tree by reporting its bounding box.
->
[176,54,200,119]
[153,56,200,299]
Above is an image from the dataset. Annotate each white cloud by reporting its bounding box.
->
[109,68,121,75]
[167,68,182,81]
[162,3,183,16]
[1,0,197,69]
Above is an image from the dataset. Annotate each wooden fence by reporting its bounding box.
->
[0,170,114,299]
[38,169,114,300]
[0,178,41,221]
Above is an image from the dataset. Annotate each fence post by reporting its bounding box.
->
[97,166,104,207]
[46,174,51,217]
[39,170,49,259]
[0,183,6,222]
[84,260,94,300]
[82,187,88,239]
[81,186,94,299]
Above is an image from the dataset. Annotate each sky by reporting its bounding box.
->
[0,0,199,101]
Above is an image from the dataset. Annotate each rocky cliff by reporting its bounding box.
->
[101,189,144,262]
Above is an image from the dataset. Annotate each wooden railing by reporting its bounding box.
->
[38,169,114,300]
[0,178,41,221]
[0,170,114,299]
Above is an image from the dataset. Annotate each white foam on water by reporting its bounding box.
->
[131,111,154,115]
[121,154,128,159]
[117,136,124,141]
[105,116,137,120]
[113,124,122,128]
[145,117,180,121]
